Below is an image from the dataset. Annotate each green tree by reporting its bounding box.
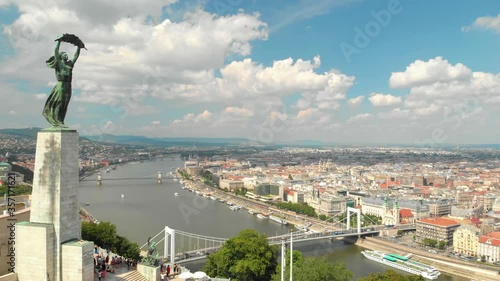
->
[82,221,140,260]
[358,270,425,281]
[422,238,438,248]
[318,214,328,221]
[271,250,353,281]
[438,240,446,249]
[202,229,278,281]
[275,202,317,217]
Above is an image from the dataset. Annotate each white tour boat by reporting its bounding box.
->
[361,250,440,280]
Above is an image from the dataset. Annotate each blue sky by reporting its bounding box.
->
[0,0,499,144]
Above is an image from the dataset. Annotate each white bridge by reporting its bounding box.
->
[140,207,416,264]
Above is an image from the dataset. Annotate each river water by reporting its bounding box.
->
[78,159,466,281]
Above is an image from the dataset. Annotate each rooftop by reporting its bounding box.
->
[420,217,460,227]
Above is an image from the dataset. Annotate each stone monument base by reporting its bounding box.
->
[61,240,94,281]
[137,263,160,281]
[16,222,55,281]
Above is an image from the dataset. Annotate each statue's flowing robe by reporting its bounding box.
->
[43,56,73,126]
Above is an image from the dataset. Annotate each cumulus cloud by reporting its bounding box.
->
[368,93,402,107]
[173,110,212,124]
[347,96,364,107]
[389,57,472,89]
[224,107,254,117]
[346,113,371,124]
[1,1,268,106]
[462,14,500,33]
[378,108,411,119]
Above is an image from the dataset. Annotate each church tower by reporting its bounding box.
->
[393,198,400,225]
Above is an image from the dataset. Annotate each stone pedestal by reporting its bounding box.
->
[16,222,54,281]
[137,264,160,281]
[16,131,93,281]
[61,240,94,281]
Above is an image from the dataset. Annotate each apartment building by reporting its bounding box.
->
[453,225,480,257]
[428,200,452,217]
[478,232,500,263]
[416,218,460,246]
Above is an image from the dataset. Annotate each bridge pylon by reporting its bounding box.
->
[164,226,175,264]
[346,207,361,237]
[97,172,102,185]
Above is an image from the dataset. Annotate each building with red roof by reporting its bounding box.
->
[399,209,414,224]
[478,232,500,263]
[416,218,460,246]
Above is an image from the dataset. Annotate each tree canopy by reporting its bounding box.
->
[275,202,317,217]
[202,229,278,281]
[358,270,425,281]
[82,221,140,260]
[271,250,353,281]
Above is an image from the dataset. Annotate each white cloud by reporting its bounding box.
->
[378,108,411,120]
[389,57,472,89]
[173,110,212,124]
[1,2,268,105]
[8,111,16,115]
[414,103,441,117]
[346,113,371,124]
[462,14,500,33]
[150,120,161,125]
[224,107,254,117]
[347,96,364,107]
[368,93,402,107]
[35,93,47,100]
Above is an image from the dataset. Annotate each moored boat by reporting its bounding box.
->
[257,213,269,219]
[361,250,440,280]
[269,215,288,225]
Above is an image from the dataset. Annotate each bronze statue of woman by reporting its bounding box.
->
[43,34,85,129]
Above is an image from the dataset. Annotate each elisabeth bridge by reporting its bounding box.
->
[139,207,416,264]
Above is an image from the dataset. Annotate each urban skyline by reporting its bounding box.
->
[0,0,499,145]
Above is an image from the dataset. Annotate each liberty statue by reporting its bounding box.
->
[43,34,85,129]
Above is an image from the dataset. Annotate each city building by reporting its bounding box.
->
[318,194,345,216]
[478,232,500,263]
[416,217,460,246]
[361,197,429,222]
[219,179,244,191]
[453,225,481,257]
[428,200,452,217]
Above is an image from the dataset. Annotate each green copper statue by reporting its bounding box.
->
[43,34,85,129]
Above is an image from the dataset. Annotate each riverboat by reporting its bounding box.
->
[257,213,269,219]
[229,205,242,211]
[269,215,288,225]
[248,210,257,215]
[361,250,440,280]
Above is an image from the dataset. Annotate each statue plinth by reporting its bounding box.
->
[137,263,161,281]
[16,131,93,281]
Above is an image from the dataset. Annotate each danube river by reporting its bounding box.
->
[79,159,466,281]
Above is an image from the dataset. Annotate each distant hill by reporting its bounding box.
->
[85,134,250,146]
[0,128,42,139]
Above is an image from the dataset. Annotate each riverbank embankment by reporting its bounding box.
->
[353,237,499,281]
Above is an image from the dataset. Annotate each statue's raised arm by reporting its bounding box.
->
[42,34,85,130]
